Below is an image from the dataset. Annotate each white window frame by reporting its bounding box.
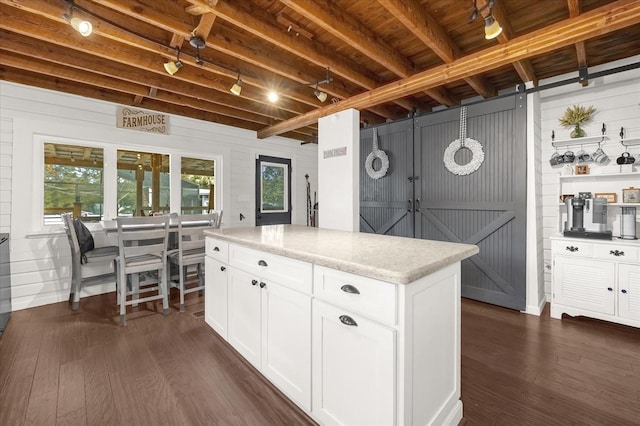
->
[32,134,222,233]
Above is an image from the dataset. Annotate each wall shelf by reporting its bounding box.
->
[621,137,640,147]
[558,171,640,180]
[551,135,608,148]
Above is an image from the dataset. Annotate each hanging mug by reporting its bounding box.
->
[576,148,591,163]
[617,151,636,165]
[592,147,608,164]
[562,150,575,164]
[549,152,562,166]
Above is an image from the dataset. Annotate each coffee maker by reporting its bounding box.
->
[564,194,612,240]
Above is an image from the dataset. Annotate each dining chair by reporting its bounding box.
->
[116,215,170,325]
[168,211,222,312]
[61,213,119,310]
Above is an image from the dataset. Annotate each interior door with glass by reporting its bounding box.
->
[256,155,292,226]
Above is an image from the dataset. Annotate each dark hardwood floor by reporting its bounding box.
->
[1,291,639,425]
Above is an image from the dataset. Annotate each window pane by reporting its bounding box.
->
[44,143,104,225]
[117,149,170,217]
[261,162,288,212]
[181,157,215,214]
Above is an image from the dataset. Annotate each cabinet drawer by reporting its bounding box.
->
[313,265,397,326]
[552,240,593,257]
[229,244,312,294]
[206,237,229,263]
[593,244,640,262]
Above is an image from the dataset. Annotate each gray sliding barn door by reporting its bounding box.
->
[359,119,414,237]
[414,95,527,310]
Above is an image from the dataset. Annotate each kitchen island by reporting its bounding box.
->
[204,225,478,426]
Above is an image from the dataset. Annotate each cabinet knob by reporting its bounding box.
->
[213,246,220,252]
[220,266,226,272]
[258,260,268,267]
[609,250,624,257]
[339,315,358,327]
[251,279,258,286]
[621,289,628,294]
[340,284,360,295]
[259,281,266,289]
[607,287,613,292]
[566,246,579,252]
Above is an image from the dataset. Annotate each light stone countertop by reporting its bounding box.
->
[205,225,479,284]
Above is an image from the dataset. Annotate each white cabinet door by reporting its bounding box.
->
[553,256,615,315]
[204,257,229,340]
[618,263,640,322]
[312,299,396,426]
[261,281,312,411]
[227,267,261,368]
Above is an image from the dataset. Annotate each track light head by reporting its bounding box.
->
[164,60,183,75]
[314,86,328,102]
[63,0,92,37]
[230,76,242,96]
[164,48,183,75]
[484,15,503,39]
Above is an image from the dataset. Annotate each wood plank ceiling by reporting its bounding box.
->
[1,0,639,142]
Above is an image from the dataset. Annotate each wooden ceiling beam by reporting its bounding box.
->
[0,50,277,126]
[257,0,640,138]
[0,29,299,124]
[281,0,457,107]
[0,0,334,115]
[478,0,539,86]
[567,0,589,86]
[0,5,318,118]
[93,0,395,120]
[379,0,495,100]
[281,0,413,77]
[185,0,416,111]
[201,25,397,119]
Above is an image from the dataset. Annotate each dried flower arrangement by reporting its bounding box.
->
[558,104,596,138]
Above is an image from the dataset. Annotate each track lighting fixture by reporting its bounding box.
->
[230,74,242,96]
[63,0,92,37]
[469,0,502,40]
[164,48,183,75]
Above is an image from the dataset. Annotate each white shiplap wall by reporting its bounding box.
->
[0,117,11,234]
[540,58,640,299]
[0,81,318,311]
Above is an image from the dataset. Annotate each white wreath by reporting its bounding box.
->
[443,138,485,176]
[365,150,389,179]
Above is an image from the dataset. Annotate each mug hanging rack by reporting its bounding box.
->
[550,123,608,148]
[619,126,640,147]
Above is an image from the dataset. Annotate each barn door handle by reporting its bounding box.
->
[408,199,413,212]
[415,198,421,212]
